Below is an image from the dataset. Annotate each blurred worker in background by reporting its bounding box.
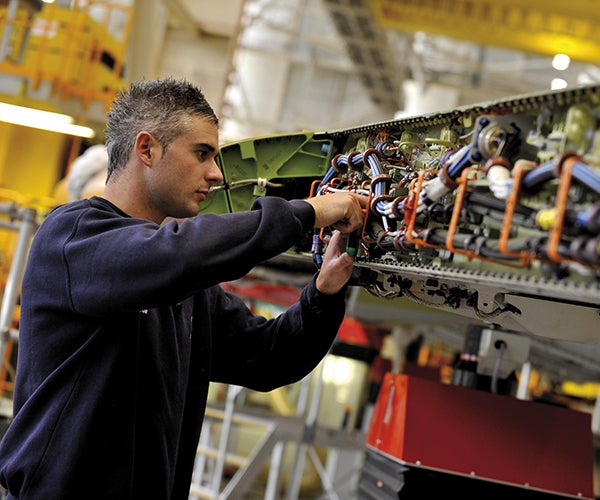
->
[0,77,366,499]
[66,143,109,201]
[52,143,108,204]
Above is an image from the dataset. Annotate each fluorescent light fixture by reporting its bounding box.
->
[552,53,571,71]
[0,102,95,138]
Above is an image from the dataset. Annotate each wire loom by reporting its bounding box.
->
[311,85,600,290]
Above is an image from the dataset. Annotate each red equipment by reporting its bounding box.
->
[361,373,594,499]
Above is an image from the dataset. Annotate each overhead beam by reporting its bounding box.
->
[368,0,600,64]
[323,0,406,112]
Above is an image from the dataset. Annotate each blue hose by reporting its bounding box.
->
[522,158,600,195]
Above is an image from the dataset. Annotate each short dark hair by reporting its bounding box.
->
[105,77,218,178]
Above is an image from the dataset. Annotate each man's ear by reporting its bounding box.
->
[134,131,159,166]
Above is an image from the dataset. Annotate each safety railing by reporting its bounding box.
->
[0,0,133,110]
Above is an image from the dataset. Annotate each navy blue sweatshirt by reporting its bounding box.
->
[0,196,346,499]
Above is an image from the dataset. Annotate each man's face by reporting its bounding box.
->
[148,115,223,220]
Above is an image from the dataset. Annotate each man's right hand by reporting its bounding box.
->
[304,192,367,234]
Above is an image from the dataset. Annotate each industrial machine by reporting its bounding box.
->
[207,83,600,344]
[360,369,593,499]
[205,82,600,498]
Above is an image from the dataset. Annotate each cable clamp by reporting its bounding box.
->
[256,177,268,192]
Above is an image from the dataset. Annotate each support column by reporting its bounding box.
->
[126,0,168,80]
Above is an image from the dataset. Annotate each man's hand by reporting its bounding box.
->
[305,192,366,234]
[315,230,355,295]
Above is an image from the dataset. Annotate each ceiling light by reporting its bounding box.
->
[551,78,568,90]
[552,53,571,71]
[0,103,95,138]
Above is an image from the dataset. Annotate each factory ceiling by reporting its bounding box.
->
[165,0,600,138]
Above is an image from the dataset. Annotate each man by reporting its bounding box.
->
[0,78,366,499]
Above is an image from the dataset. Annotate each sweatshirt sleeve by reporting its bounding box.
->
[38,196,316,316]
[206,277,347,391]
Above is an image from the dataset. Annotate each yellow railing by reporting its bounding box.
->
[0,1,134,110]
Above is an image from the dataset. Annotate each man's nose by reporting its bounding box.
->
[209,159,224,183]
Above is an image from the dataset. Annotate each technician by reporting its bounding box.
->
[0,77,366,499]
